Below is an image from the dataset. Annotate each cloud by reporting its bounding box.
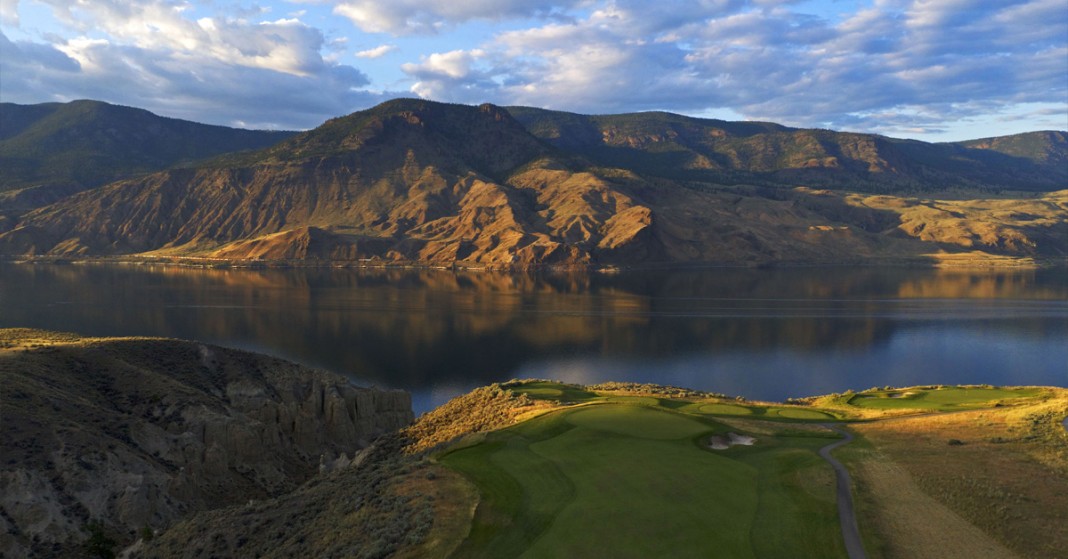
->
[333,0,583,35]
[0,30,393,130]
[402,49,497,99]
[0,0,18,27]
[355,44,397,59]
[399,0,1067,136]
[2,0,1064,139]
[31,0,333,76]
[0,0,407,129]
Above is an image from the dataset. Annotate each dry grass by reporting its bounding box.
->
[853,458,1021,559]
[0,327,101,350]
[851,390,1068,559]
[851,190,1068,265]
[390,465,479,559]
[402,384,556,454]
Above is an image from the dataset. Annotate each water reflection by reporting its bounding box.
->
[2,263,1065,413]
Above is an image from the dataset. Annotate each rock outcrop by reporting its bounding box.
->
[0,329,412,558]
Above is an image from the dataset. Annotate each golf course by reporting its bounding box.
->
[417,381,1068,559]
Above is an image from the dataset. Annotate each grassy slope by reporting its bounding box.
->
[429,382,1065,559]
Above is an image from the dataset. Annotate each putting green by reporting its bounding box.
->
[510,381,598,402]
[698,403,754,415]
[516,386,564,399]
[566,404,712,440]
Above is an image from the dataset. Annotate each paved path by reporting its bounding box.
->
[1063,416,1067,433]
[819,425,868,559]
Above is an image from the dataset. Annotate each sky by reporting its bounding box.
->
[1,0,1065,141]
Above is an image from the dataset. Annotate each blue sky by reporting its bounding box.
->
[1,0,1065,141]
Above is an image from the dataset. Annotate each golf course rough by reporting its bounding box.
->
[440,401,846,558]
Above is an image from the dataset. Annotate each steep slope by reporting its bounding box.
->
[507,107,1068,193]
[0,100,294,201]
[0,329,412,558]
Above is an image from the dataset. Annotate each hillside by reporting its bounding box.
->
[0,99,1064,267]
[0,100,295,207]
[0,329,412,558]
[507,107,1068,193]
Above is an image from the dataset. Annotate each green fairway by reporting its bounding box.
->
[694,402,838,421]
[698,402,753,415]
[439,400,846,558]
[846,386,1046,411]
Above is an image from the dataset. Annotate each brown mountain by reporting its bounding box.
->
[507,107,1068,193]
[0,99,1064,267]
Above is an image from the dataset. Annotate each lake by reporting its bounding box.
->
[2,263,1065,413]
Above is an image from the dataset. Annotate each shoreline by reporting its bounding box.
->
[3,254,1064,272]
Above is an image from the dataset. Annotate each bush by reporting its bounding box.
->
[83,522,116,559]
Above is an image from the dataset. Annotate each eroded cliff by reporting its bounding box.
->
[0,329,412,558]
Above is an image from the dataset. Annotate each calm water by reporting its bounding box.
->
[2,263,1065,413]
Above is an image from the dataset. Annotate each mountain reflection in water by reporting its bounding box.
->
[2,264,1065,413]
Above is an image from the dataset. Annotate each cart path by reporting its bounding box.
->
[819,424,868,559]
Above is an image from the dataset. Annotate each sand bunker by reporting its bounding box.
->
[708,432,757,450]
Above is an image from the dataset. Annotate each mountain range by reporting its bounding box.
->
[0,98,1064,267]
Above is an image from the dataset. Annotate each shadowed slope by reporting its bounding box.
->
[0,100,294,198]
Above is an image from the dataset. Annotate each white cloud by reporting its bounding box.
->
[355,44,396,59]
[33,0,331,76]
[0,29,389,130]
[333,0,583,35]
[0,0,18,27]
[402,49,496,99]
[0,0,407,129]
[398,0,1067,137]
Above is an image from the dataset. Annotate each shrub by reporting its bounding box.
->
[83,522,116,559]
